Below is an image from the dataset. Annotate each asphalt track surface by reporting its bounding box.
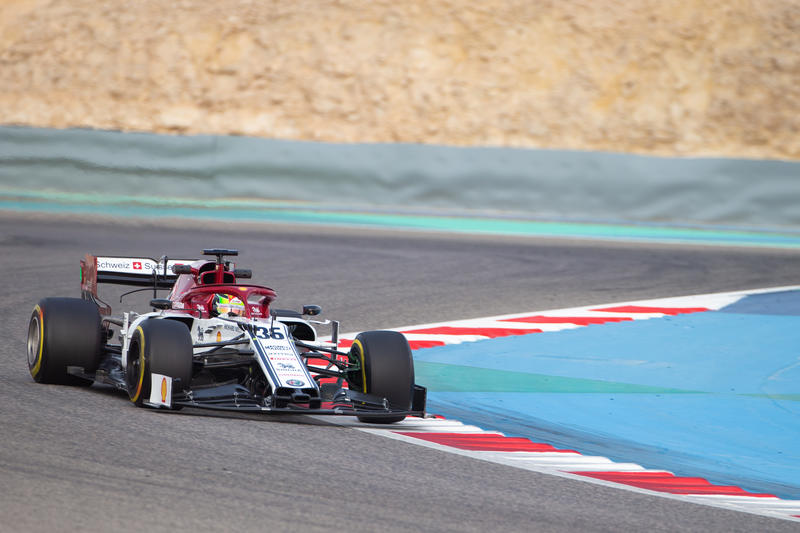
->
[2,213,800,532]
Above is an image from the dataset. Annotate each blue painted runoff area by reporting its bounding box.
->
[413,290,800,499]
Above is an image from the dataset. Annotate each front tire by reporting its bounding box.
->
[348,330,414,424]
[126,319,193,407]
[27,298,102,386]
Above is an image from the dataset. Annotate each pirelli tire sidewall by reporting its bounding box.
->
[351,330,414,424]
[27,298,102,385]
[126,318,193,407]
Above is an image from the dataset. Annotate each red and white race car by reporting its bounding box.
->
[27,248,426,423]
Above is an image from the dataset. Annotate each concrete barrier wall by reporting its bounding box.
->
[1,125,798,229]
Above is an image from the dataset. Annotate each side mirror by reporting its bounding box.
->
[150,298,173,310]
[302,305,322,316]
[172,264,193,275]
[233,268,252,279]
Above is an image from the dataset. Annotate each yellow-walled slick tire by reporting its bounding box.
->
[349,330,414,424]
[27,298,102,386]
[126,319,193,407]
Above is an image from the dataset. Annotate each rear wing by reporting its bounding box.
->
[81,254,196,313]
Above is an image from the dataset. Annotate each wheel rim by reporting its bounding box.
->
[349,339,366,393]
[27,315,41,369]
[126,339,141,397]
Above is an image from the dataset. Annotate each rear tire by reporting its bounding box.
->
[27,298,102,386]
[126,319,193,407]
[349,331,414,424]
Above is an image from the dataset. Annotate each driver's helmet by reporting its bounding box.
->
[212,294,245,317]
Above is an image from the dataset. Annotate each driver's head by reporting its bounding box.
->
[212,293,245,317]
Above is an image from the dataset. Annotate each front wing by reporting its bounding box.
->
[147,378,428,418]
[72,365,428,418]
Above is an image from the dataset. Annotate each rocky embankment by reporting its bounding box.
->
[1,0,798,159]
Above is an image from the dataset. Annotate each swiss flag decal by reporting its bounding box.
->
[133,262,142,270]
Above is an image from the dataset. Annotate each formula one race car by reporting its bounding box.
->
[26,249,426,423]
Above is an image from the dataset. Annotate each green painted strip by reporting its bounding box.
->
[414,361,703,394]
[744,393,800,402]
[3,188,800,249]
